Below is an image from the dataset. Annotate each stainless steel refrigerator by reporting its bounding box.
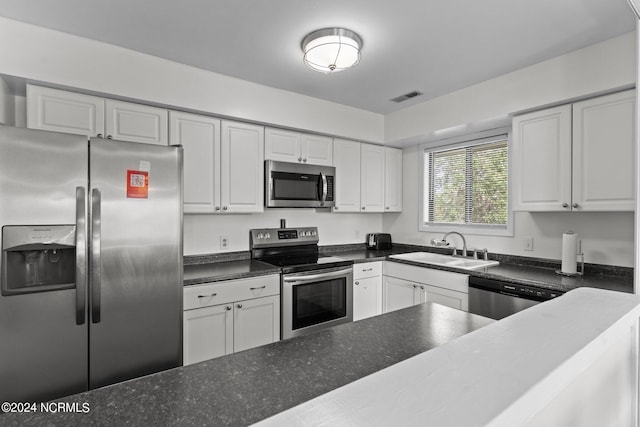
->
[0,125,183,402]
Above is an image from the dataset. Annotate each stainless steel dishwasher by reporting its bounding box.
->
[468,276,564,320]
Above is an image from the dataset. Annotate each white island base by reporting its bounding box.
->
[256,288,640,426]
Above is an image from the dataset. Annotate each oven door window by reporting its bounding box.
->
[272,172,321,201]
[292,277,347,330]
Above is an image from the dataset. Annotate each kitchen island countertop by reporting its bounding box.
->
[1,303,493,426]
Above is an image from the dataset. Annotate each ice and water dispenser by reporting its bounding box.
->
[1,225,76,296]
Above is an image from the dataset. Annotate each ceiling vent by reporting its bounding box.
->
[390,90,423,103]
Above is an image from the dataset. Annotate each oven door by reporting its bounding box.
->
[282,266,353,339]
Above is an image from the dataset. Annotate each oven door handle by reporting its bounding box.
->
[283,267,352,284]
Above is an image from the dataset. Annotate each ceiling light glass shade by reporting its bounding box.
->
[302,28,362,74]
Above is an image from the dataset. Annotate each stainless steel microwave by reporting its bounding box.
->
[265,160,335,208]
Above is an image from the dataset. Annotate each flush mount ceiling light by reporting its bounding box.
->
[302,28,363,74]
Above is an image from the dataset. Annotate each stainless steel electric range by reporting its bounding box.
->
[250,227,353,339]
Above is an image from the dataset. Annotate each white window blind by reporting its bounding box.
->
[423,134,509,229]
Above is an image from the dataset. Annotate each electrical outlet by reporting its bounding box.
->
[220,236,229,249]
[523,236,533,251]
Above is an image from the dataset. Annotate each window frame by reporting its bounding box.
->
[418,128,514,237]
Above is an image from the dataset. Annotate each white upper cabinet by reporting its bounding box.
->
[384,147,403,212]
[221,121,264,213]
[169,114,263,214]
[333,139,402,213]
[105,100,168,145]
[265,127,333,166]
[333,138,361,212]
[512,105,572,211]
[572,91,635,211]
[360,144,386,212]
[27,85,105,137]
[27,85,168,145]
[513,90,635,212]
[169,111,220,214]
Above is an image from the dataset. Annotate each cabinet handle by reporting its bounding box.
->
[362,206,366,210]
[223,206,228,211]
[237,303,243,309]
[419,286,424,290]
[250,285,266,290]
[386,207,390,210]
[298,157,302,162]
[107,135,113,140]
[226,306,232,310]
[215,206,221,211]
[197,293,217,298]
[355,281,360,285]
[572,203,580,208]
[362,268,373,272]
[413,285,417,288]
[97,133,103,138]
[562,203,569,208]
[303,158,307,163]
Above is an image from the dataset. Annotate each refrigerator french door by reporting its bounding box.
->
[0,126,183,403]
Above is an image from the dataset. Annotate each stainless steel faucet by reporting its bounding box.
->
[431,231,468,257]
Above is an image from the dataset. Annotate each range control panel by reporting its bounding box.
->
[250,227,319,248]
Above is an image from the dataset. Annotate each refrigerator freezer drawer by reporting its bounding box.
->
[184,275,280,310]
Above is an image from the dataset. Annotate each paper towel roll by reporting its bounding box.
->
[561,231,578,274]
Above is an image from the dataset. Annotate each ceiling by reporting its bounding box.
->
[0,0,635,114]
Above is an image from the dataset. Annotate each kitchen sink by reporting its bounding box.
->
[389,252,499,271]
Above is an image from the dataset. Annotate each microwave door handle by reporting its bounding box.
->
[320,172,328,202]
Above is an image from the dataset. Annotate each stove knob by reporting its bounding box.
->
[257,233,264,239]
[312,230,317,236]
[300,231,307,237]
[265,233,271,239]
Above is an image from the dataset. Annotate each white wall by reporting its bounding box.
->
[0,17,384,144]
[0,76,14,125]
[386,146,634,266]
[385,32,636,146]
[383,33,636,267]
[185,211,382,255]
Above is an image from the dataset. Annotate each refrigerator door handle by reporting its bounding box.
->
[75,187,87,325]
[91,188,102,324]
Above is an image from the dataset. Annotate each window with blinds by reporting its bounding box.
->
[423,135,509,230]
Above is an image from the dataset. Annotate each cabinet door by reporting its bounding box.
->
[105,99,168,145]
[512,105,572,211]
[301,134,333,166]
[572,90,635,211]
[264,128,301,163]
[424,284,468,311]
[354,276,383,321]
[183,304,233,365]
[221,121,264,213]
[233,295,280,352]
[333,139,361,212]
[26,85,104,137]
[384,147,403,212]
[169,111,221,213]
[383,276,418,313]
[360,144,386,212]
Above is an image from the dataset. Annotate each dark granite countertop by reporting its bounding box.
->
[1,303,493,427]
[183,259,281,286]
[183,244,633,294]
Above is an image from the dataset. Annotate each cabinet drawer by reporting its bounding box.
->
[353,261,382,279]
[184,274,280,310]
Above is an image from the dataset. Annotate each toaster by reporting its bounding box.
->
[366,233,392,250]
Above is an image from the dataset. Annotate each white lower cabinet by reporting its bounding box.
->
[353,261,383,321]
[382,262,469,313]
[183,274,280,365]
